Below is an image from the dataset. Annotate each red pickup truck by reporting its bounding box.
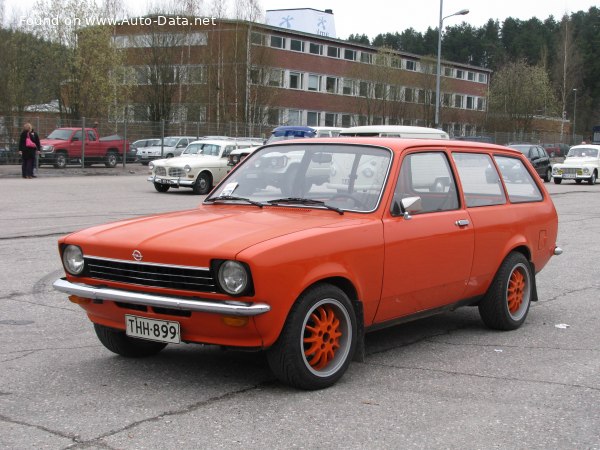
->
[39,128,132,168]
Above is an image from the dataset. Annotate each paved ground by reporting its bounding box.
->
[0,171,598,449]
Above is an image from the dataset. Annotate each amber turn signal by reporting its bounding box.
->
[222,316,249,327]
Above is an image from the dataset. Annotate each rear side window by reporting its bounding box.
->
[494,156,543,203]
[452,153,506,207]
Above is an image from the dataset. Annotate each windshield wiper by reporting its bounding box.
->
[205,195,264,208]
[267,198,343,215]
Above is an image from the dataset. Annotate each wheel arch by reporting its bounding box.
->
[496,244,538,302]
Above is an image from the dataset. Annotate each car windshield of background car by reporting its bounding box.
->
[206,144,392,213]
[568,147,598,158]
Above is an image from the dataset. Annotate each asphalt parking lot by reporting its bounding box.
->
[0,166,598,449]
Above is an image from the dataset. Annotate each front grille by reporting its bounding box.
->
[155,167,167,176]
[85,257,216,293]
[169,168,184,177]
[562,168,578,175]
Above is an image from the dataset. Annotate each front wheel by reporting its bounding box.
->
[193,172,212,195]
[553,178,562,184]
[54,152,67,169]
[267,284,356,390]
[94,323,167,357]
[154,182,170,192]
[478,252,533,331]
[589,172,597,185]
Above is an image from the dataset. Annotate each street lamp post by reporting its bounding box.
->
[572,88,577,143]
[435,1,469,129]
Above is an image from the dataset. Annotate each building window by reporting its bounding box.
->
[374,83,385,99]
[443,93,451,106]
[183,65,206,84]
[466,96,474,109]
[391,57,401,68]
[289,72,303,89]
[341,114,352,127]
[417,89,426,104]
[477,98,485,111]
[405,60,416,71]
[389,85,399,100]
[251,32,265,45]
[325,77,338,94]
[309,43,323,55]
[267,108,281,125]
[454,95,463,108]
[343,49,356,61]
[373,116,384,125]
[404,88,414,102]
[307,111,320,126]
[453,123,462,135]
[342,79,354,95]
[270,35,285,49]
[358,115,368,126]
[455,69,464,79]
[327,46,340,58]
[290,39,304,52]
[444,67,453,77]
[308,74,321,91]
[359,81,369,97]
[467,71,475,81]
[360,52,372,64]
[478,73,487,83]
[287,109,302,125]
[268,69,284,87]
[325,113,337,127]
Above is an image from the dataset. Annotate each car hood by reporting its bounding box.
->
[41,139,67,147]
[63,206,349,267]
[155,155,221,168]
[557,157,598,166]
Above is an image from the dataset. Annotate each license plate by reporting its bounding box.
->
[563,173,576,179]
[125,315,180,344]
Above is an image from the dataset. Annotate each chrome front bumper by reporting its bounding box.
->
[53,278,270,316]
[147,175,194,187]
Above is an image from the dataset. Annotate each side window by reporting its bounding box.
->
[452,153,506,207]
[494,156,543,203]
[87,131,97,141]
[393,152,459,215]
[72,131,83,141]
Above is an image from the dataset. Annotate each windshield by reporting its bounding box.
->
[207,144,392,213]
[182,143,203,155]
[46,129,72,140]
[508,145,530,154]
[567,147,598,158]
[162,137,179,147]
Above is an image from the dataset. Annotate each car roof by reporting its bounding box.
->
[264,136,522,155]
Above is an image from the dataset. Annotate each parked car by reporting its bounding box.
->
[54,138,560,390]
[551,144,600,184]
[227,145,260,167]
[339,125,449,139]
[39,128,130,168]
[542,143,570,158]
[266,126,343,144]
[147,139,260,194]
[507,144,552,182]
[131,138,161,151]
[136,136,197,164]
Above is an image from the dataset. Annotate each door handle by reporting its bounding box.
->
[455,219,470,227]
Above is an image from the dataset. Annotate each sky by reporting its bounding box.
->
[2,0,598,39]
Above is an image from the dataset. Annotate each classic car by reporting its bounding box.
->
[552,144,600,184]
[147,139,260,194]
[54,138,561,390]
[508,144,552,182]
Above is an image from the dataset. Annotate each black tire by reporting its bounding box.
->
[266,284,357,390]
[54,152,67,169]
[575,179,582,184]
[166,153,174,158]
[553,178,562,184]
[154,182,170,192]
[478,252,533,331]
[589,172,597,185]
[141,161,149,166]
[193,172,212,195]
[543,168,551,182]
[105,152,118,168]
[94,323,167,357]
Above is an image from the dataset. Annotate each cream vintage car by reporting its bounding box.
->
[148,139,259,194]
[552,144,599,184]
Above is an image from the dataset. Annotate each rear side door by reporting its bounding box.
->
[377,150,474,322]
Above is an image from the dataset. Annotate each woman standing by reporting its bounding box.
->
[19,123,39,179]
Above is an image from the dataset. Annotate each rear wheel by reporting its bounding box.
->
[94,323,167,357]
[543,168,551,182]
[193,172,212,195]
[589,172,597,185]
[267,284,356,390]
[478,252,533,331]
[154,182,170,192]
[105,152,118,168]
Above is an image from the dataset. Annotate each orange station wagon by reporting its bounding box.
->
[54,138,561,389]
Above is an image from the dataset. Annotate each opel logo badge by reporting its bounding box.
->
[132,250,143,261]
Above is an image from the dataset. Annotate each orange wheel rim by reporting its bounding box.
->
[507,268,526,313]
[303,305,342,370]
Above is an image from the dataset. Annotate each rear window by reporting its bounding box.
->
[493,156,543,203]
[452,153,506,207]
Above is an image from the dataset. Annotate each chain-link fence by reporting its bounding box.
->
[1,115,584,165]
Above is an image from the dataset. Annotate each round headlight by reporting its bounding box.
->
[184,164,192,173]
[62,245,84,275]
[218,261,248,295]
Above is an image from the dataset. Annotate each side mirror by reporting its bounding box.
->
[401,196,422,220]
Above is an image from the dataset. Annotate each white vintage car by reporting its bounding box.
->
[148,139,259,194]
[552,144,600,185]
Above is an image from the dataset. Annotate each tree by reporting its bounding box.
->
[488,60,559,132]
[347,33,370,45]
